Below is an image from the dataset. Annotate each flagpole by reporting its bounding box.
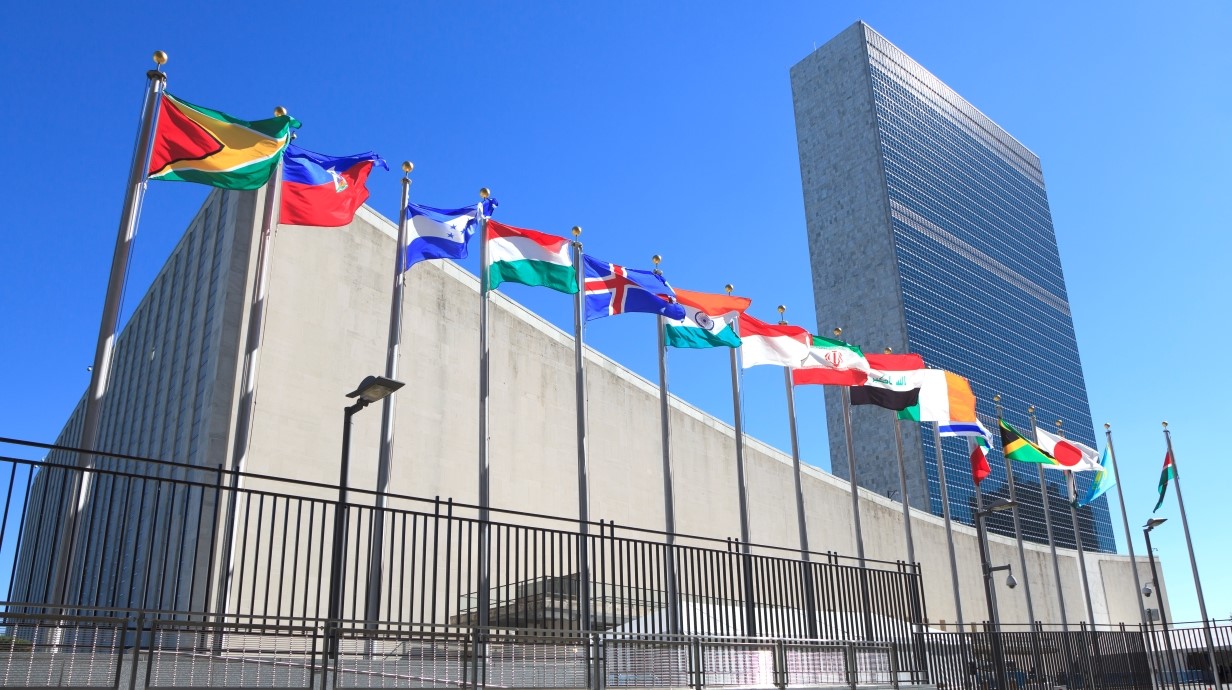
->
[215,120,289,617]
[781,306,818,639]
[477,188,492,638]
[932,422,964,630]
[885,348,917,569]
[571,228,592,634]
[653,256,681,636]
[1056,420,1097,625]
[50,52,168,610]
[834,330,874,640]
[834,328,867,568]
[729,290,756,637]
[1029,405,1068,631]
[363,162,414,625]
[1162,422,1222,690]
[1103,424,1147,627]
[993,395,1037,626]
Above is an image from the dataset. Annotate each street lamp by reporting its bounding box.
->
[328,376,404,652]
[976,497,1018,690]
[1143,518,1180,685]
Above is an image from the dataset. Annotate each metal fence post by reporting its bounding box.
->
[127,611,144,690]
[847,640,859,690]
[774,639,787,689]
[891,641,900,689]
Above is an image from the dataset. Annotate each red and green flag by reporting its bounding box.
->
[148,93,300,190]
[1153,451,1176,513]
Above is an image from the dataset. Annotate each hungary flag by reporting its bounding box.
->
[1153,451,1175,513]
[486,220,578,294]
[664,289,751,349]
[148,93,300,189]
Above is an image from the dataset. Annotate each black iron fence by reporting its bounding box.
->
[0,437,925,647]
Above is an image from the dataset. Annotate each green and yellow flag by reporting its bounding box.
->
[147,93,300,190]
[998,419,1054,465]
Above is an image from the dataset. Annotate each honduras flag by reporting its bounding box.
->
[404,198,498,270]
[582,254,686,321]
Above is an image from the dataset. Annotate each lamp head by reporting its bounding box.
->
[346,375,405,403]
[1144,517,1167,531]
[1006,572,1018,589]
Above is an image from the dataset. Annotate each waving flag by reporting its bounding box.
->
[405,198,497,269]
[664,289,751,349]
[487,221,577,293]
[280,145,387,227]
[148,93,299,189]
[999,420,1056,466]
[899,370,977,423]
[970,439,991,485]
[1033,427,1102,472]
[582,255,684,321]
[1153,451,1175,513]
[738,314,811,368]
[849,353,927,411]
[792,335,872,385]
[1076,447,1116,508]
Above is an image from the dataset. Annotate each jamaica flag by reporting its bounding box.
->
[148,93,300,190]
[999,419,1054,465]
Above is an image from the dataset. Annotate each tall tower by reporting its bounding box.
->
[790,21,1115,552]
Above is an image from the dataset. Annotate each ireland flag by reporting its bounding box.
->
[486,220,578,294]
[664,289,751,349]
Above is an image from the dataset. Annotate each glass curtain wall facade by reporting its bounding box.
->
[791,22,1115,552]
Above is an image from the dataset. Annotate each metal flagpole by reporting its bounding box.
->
[779,305,817,638]
[1029,405,1068,631]
[1104,424,1147,626]
[886,348,917,569]
[1162,422,1223,690]
[834,328,867,568]
[364,162,414,625]
[993,396,1037,626]
[1056,420,1097,625]
[571,228,592,634]
[729,289,756,637]
[653,256,681,636]
[932,423,964,630]
[476,188,493,640]
[215,122,289,617]
[50,52,168,610]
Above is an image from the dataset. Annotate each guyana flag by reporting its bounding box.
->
[1153,452,1175,513]
[148,93,300,190]
[998,419,1054,464]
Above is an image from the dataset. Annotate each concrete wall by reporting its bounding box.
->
[231,198,1153,627]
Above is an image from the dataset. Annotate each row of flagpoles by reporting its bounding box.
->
[59,55,1219,672]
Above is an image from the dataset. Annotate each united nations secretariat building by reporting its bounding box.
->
[3,20,1191,690]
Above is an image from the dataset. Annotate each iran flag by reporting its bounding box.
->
[1033,427,1102,472]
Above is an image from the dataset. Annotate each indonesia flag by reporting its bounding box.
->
[280,145,387,227]
[737,314,811,368]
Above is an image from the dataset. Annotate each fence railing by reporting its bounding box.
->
[0,437,925,650]
[0,608,905,690]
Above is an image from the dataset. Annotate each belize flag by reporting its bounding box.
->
[405,198,498,270]
[582,254,685,321]
[280,145,387,227]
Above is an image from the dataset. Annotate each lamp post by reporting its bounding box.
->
[327,376,404,655]
[976,497,1019,690]
[1144,518,1180,687]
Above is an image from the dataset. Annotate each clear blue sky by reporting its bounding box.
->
[0,2,1228,622]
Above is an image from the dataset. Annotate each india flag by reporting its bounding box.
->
[487,221,578,294]
[664,289,751,349]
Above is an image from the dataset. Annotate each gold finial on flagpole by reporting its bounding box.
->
[833,327,842,338]
[153,50,168,66]
[402,161,413,175]
[572,226,582,237]
[1104,423,1111,430]
[479,188,490,199]
[994,394,1001,403]
[1162,421,1169,429]
[652,255,662,275]
[884,347,892,354]
[1027,405,1035,414]
[1055,419,1063,430]
[725,284,734,295]
[273,106,287,117]
[777,304,787,325]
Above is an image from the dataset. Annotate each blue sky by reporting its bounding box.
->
[0,2,1228,622]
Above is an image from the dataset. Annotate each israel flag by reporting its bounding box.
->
[404,198,498,270]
